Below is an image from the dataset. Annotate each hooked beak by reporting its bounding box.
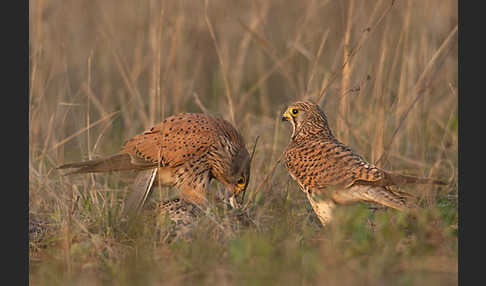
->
[282,110,297,138]
[281,110,292,121]
[222,180,245,209]
[229,189,245,209]
[229,195,239,209]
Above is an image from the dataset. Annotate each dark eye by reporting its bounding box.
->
[237,177,245,185]
[292,108,299,115]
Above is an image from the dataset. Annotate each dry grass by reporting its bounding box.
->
[29,0,457,285]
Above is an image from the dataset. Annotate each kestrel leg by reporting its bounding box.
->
[306,192,336,226]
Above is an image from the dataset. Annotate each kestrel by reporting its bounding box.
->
[281,101,445,226]
[58,113,252,218]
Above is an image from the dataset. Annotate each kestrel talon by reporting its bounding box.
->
[58,113,252,218]
[281,101,445,227]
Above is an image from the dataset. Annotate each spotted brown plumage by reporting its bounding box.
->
[155,196,253,243]
[156,197,202,243]
[58,113,251,218]
[281,101,446,226]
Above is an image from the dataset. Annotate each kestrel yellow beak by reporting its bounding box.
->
[221,180,244,209]
[281,110,292,121]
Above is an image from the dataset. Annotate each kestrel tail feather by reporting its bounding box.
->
[358,186,415,212]
[384,172,446,186]
[123,168,158,218]
[57,153,151,175]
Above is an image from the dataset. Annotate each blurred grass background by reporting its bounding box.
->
[29,0,457,285]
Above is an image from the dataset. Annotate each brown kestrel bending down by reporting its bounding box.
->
[58,113,252,218]
[281,101,445,227]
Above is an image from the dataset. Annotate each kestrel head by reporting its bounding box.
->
[226,147,251,207]
[211,126,257,209]
[281,100,334,139]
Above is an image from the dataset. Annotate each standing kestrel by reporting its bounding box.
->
[58,113,252,218]
[281,101,445,227]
